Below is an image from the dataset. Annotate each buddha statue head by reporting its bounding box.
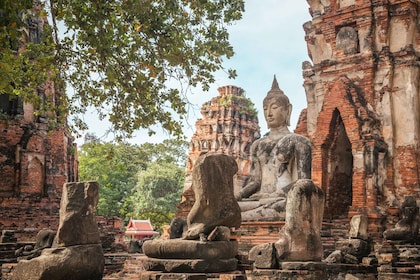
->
[263,75,292,129]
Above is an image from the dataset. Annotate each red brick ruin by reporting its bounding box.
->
[296,0,419,239]
[0,11,77,241]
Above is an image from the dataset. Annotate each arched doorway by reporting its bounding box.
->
[322,109,353,220]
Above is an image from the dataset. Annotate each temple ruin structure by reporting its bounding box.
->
[296,0,419,239]
[177,85,260,217]
[0,6,77,241]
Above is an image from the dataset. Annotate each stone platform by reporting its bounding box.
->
[377,243,420,280]
[143,257,238,273]
[246,261,327,280]
[101,254,246,280]
[246,262,377,280]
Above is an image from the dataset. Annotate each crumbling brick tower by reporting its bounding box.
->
[297,0,419,239]
[177,85,260,217]
[0,7,77,240]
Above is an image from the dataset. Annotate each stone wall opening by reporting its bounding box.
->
[27,156,45,195]
[335,23,359,55]
[322,109,353,220]
[0,94,23,116]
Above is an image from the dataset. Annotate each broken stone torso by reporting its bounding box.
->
[142,153,241,273]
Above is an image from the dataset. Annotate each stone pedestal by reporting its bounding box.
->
[143,239,238,260]
[246,262,327,280]
[142,239,239,273]
[142,258,238,273]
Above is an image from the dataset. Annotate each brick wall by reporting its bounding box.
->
[0,117,77,241]
[299,0,420,239]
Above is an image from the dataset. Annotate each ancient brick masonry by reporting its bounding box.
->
[300,0,419,238]
[177,85,260,217]
[0,110,77,240]
[0,5,77,240]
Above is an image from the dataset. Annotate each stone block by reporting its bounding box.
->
[248,243,277,269]
[349,215,368,240]
[336,239,369,260]
[324,250,343,264]
[11,244,104,280]
[280,261,326,271]
[55,181,100,247]
[142,258,238,273]
[143,239,238,260]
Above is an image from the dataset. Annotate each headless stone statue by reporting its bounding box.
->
[383,196,420,242]
[142,153,241,273]
[15,229,56,261]
[236,76,312,221]
[185,153,241,239]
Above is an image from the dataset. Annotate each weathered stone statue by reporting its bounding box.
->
[169,217,187,239]
[185,153,241,239]
[236,76,312,221]
[12,182,104,280]
[142,153,241,273]
[242,77,324,268]
[383,196,420,242]
[15,229,56,261]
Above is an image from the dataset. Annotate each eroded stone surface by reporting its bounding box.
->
[55,182,100,247]
[143,257,238,273]
[185,153,241,239]
[142,239,238,260]
[11,182,104,280]
[274,179,324,262]
[11,244,104,280]
[247,180,324,268]
[249,243,277,269]
[236,77,312,222]
[349,215,368,240]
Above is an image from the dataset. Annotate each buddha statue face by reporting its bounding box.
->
[263,97,292,129]
[263,75,292,129]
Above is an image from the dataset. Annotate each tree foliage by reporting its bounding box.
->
[78,140,149,216]
[128,162,185,231]
[0,1,65,125]
[78,137,188,226]
[1,0,244,138]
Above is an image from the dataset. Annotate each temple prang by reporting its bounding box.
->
[177,85,260,217]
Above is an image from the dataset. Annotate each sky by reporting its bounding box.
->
[78,1,313,145]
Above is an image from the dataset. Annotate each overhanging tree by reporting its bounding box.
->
[1,0,244,138]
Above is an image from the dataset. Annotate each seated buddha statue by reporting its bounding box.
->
[235,76,312,221]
